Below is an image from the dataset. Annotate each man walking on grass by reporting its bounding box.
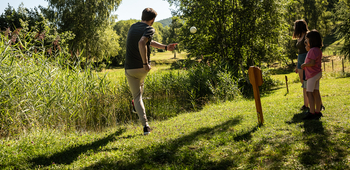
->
[125,8,177,135]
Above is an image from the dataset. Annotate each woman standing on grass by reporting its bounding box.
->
[293,20,309,111]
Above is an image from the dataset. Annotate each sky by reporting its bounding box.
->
[0,0,176,21]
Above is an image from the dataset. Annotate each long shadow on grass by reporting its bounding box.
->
[287,113,349,168]
[83,116,260,170]
[29,128,126,168]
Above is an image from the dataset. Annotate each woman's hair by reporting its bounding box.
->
[306,29,323,48]
[141,8,157,21]
[293,20,309,39]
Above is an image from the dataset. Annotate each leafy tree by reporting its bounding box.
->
[279,0,304,66]
[0,4,44,31]
[43,0,122,65]
[1,17,74,62]
[168,0,283,78]
[90,21,120,65]
[335,0,350,60]
[327,0,340,10]
[113,19,138,65]
[301,0,333,36]
[167,16,183,58]
[158,17,172,27]
[152,22,165,44]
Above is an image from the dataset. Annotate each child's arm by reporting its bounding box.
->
[301,59,315,69]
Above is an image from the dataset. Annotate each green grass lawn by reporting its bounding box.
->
[100,51,187,81]
[1,71,349,169]
[151,51,188,61]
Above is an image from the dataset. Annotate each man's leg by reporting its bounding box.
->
[125,69,149,127]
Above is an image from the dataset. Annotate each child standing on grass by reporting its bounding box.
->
[301,30,323,120]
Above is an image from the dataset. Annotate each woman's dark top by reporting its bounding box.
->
[296,35,308,54]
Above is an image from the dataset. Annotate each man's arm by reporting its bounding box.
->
[150,40,178,51]
[139,36,151,71]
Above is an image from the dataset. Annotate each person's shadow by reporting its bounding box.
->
[30,128,127,168]
[286,112,347,166]
[83,116,259,170]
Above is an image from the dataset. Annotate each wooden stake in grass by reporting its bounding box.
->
[248,66,264,125]
[285,75,289,94]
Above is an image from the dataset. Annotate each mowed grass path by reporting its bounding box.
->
[1,71,350,169]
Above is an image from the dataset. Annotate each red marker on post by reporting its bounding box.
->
[248,66,264,125]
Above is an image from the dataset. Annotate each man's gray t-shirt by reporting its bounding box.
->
[125,22,155,69]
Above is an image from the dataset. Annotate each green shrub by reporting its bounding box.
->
[144,70,191,118]
[238,69,280,98]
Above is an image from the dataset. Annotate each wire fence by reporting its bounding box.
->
[322,55,350,73]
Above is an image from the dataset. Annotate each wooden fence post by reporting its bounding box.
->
[332,60,334,72]
[285,76,289,93]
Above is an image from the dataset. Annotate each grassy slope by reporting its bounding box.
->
[1,72,349,169]
[323,33,345,56]
[1,45,350,169]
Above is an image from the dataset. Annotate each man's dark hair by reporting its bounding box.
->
[142,8,157,21]
[306,29,323,48]
[293,20,309,39]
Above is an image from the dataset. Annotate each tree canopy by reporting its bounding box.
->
[1,0,349,68]
[42,0,122,64]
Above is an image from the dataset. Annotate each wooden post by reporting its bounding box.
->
[323,61,325,71]
[248,66,264,125]
[285,76,289,93]
[332,60,334,72]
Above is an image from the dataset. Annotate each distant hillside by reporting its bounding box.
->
[157,17,172,27]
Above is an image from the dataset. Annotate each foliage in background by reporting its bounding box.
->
[0,4,44,31]
[168,0,284,77]
[113,19,138,66]
[90,21,121,70]
[1,17,75,63]
[157,17,173,27]
[1,0,344,68]
[238,69,281,98]
[335,0,350,60]
[42,0,122,64]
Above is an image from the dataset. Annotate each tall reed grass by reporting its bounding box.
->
[0,27,134,137]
